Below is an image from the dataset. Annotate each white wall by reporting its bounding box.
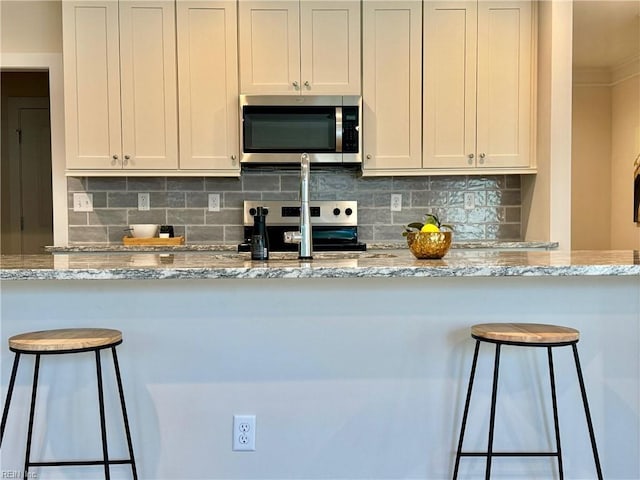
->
[2,276,639,480]
[611,73,640,249]
[572,62,640,250]
[571,85,612,249]
[0,0,67,246]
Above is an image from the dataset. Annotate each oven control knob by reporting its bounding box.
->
[263,208,269,216]
[333,208,341,216]
[345,208,353,216]
[249,208,256,216]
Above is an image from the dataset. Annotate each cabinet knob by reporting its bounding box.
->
[304,81,310,88]
[292,81,299,89]
[231,154,237,162]
[111,154,119,166]
[468,153,474,164]
[479,153,486,164]
[123,155,130,166]
[366,154,372,160]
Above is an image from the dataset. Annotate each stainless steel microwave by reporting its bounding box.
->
[240,95,361,164]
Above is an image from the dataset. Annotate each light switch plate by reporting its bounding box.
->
[73,193,93,212]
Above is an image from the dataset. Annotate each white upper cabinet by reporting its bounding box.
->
[239,0,361,95]
[423,0,533,170]
[176,0,240,174]
[63,1,178,172]
[362,1,422,173]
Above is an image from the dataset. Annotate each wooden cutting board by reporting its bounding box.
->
[122,236,185,246]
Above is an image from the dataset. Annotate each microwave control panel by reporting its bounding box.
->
[342,106,359,153]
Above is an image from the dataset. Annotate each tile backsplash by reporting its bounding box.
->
[67,167,522,244]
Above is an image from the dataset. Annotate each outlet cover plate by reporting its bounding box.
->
[73,193,93,212]
[208,193,221,212]
[233,415,256,451]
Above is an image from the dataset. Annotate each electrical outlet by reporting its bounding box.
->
[390,193,402,212]
[233,415,256,451]
[208,193,221,212]
[138,193,150,211]
[73,193,93,212]
[464,192,475,210]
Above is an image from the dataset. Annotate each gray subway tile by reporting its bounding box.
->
[186,225,223,243]
[67,177,86,191]
[88,177,127,190]
[89,209,128,225]
[168,178,205,191]
[243,174,280,191]
[127,177,166,191]
[166,209,205,225]
[67,210,88,226]
[108,192,139,208]
[69,226,108,243]
[205,177,242,191]
[127,210,167,224]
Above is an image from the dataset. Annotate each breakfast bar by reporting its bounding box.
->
[1,250,639,480]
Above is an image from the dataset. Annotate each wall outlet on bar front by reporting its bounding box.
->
[138,193,150,211]
[390,194,402,212]
[233,415,256,451]
[73,193,93,212]
[208,193,221,212]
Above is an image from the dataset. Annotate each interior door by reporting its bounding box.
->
[5,97,53,254]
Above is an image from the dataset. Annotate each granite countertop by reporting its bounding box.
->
[46,241,559,253]
[1,249,638,280]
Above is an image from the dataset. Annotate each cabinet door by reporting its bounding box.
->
[476,1,531,168]
[62,1,122,170]
[239,1,300,94]
[423,1,477,169]
[119,0,178,169]
[362,1,422,171]
[300,1,361,95]
[177,0,240,173]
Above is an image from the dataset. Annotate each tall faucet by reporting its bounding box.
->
[283,153,313,259]
[298,152,313,259]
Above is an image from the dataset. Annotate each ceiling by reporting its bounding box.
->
[573,0,640,68]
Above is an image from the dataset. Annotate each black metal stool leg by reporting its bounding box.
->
[572,344,603,480]
[485,343,501,480]
[24,354,41,479]
[111,346,138,480]
[95,350,111,480]
[547,347,564,480]
[453,340,481,480]
[1,352,21,448]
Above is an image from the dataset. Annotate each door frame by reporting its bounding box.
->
[1,53,67,246]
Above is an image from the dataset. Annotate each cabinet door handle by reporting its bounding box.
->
[123,155,130,166]
[366,154,372,160]
[479,153,486,164]
[231,154,237,162]
[468,153,474,164]
[292,81,299,89]
[112,154,119,166]
[304,81,310,89]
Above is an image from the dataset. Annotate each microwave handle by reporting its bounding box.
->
[336,107,343,153]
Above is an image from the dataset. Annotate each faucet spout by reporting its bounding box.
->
[298,153,313,259]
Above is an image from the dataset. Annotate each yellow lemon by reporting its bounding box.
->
[420,223,440,233]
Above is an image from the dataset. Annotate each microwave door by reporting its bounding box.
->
[243,106,336,153]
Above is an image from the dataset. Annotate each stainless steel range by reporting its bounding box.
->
[238,200,366,252]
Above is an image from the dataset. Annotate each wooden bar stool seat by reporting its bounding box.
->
[471,323,580,345]
[453,323,603,480]
[1,328,138,479]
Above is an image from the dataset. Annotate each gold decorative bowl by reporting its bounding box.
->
[406,231,452,259]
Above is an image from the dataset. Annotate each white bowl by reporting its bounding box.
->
[128,224,158,238]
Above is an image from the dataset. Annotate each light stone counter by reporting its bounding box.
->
[1,249,638,280]
[45,240,559,253]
